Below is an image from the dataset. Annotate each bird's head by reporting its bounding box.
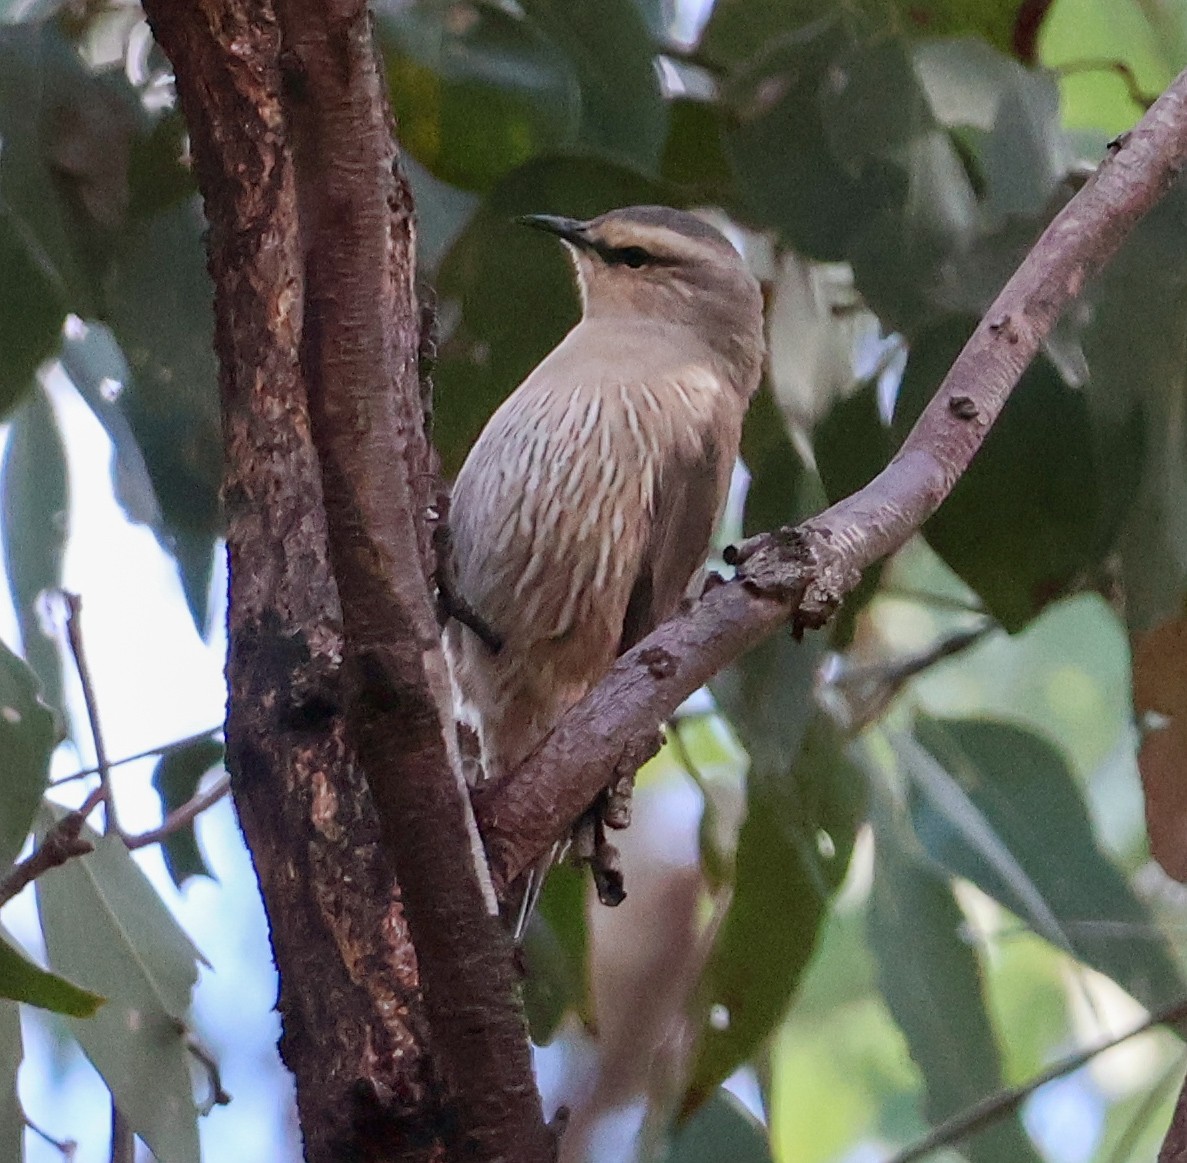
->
[516,205,763,361]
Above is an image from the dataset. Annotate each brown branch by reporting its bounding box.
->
[126,775,230,851]
[275,1,551,1159]
[62,593,118,836]
[0,785,104,908]
[0,773,229,908]
[49,728,223,787]
[888,994,1187,1163]
[1012,0,1057,65]
[476,65,1187,895]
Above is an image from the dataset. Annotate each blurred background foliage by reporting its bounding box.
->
[0,0,1186,1160]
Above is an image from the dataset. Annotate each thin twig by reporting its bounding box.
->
[876,586,987,616]
[126,775,230,850]
[1056,57,1158,109]
[0,785,105,908]
[109,1102,133,1163]
[49,728,224,787]
[24,1114,77,1159]
[62,593,118,837]
[186,1034,232,1114]
[822,621,996,733]
[885,995,1187,1163]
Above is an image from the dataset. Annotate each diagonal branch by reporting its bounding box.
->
[475,65,1187,895]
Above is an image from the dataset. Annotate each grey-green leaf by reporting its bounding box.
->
[659,1089,773,1163]
[36,810,202,1163]
[0,1000,21,1163]
[0,640,56,874]
[0,927,102,1017]
[909,716,1186,1013]
[870,791,1043,1163]
[1,384,68,715]
[151,736,224,889]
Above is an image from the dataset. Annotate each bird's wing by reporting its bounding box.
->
[618,425,730,653]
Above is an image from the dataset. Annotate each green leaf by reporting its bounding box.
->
[36,809,202,1163]
[0,24,112,319]
[977,64,1068,220]
[697,0,831,70]
[699,1,1042,74]
[893,316,1108,631]
[821,38,977,333]
[0,217,62,416]
[57,321,166,535]
[739,386,808,538]
[521,862,588,1043]
[127,108,195,220]
[892,0,1038,57]
[687,649,864,1113]
[378,0,581,192]
[722,18,865,261]
[0,927,102,1017]
[433,155,667,474]
[908,716,1186,1013]
[0,641,56,874]
[105,199,223,632]
[869,790,1043,1163]
[660,98,736,206]
[813,378,889,507]
[0,1000,20,1163]
[151,737,224,889]
[1,385,67,714]
[660,1089,773,1163]
[520,0,667,172]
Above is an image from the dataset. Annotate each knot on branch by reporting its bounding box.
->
[725,525,859,636]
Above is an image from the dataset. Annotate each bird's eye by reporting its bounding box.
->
[618,246,650,269]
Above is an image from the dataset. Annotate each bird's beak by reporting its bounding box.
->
[515,213,592,249]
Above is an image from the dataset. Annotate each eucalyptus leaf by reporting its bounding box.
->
[0,23,123,318]
[869,788,1043,1163]
[151,736,224,888]
[893,316,1105,631]
[685,710,864,1111]
[36,809,203,1163]
[378,0,581,192]
[0,927,102,1017]
[105,199,222,633]
[908,717,1185,1013]
[522,862,588,1043]
[520,0,667,172]
[0,384,67,713]
[0,218,62,416]
[0,640,55,874]
[659,1089,772,1163]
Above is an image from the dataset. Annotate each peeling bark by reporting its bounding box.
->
[140,3,437,1159]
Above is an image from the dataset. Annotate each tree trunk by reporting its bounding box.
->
[139,1,552,1159]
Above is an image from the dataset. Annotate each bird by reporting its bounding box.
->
[442,205,765,921]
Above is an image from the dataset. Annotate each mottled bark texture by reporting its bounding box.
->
[140,1,548,1160]
[476,65,1187,898]
[276,1,552,1161]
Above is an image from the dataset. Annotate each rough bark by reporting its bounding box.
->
[274,1,553,1159]
[476,65,1187,896]
[140,3,437,1159]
